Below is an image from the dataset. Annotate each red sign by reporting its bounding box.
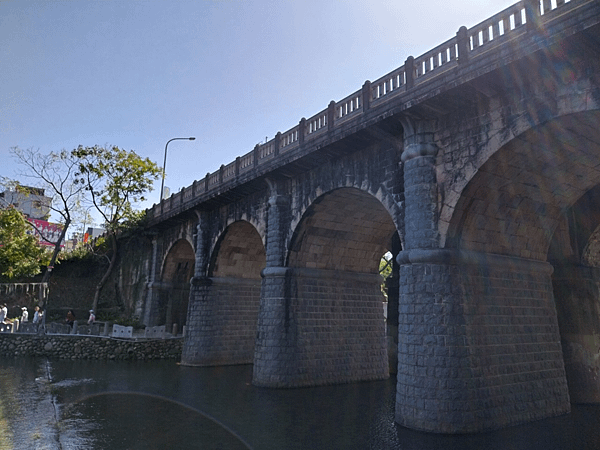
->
[27,219,64,247]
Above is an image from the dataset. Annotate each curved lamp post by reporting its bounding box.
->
[160,137,196,203]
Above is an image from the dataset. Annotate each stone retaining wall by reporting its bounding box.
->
[0,333,182,361]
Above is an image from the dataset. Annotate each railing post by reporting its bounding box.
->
[299,118,306,145]
[254,144,260,166]
[362,80,371,112]
[404,56,414,90]
[274,132,281,156]
[456,26,470,65]
[328,100,336,131]
[526,0,542,32]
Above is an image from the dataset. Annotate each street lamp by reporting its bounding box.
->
[160,137,196,203]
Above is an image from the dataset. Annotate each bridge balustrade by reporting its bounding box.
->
[182,185,194,202]
[370,68,405,103]
[239,153,254,172]
[259,141,275,159]
[280,127,299,151]
[413,37,459,82]
[467,3,527,56]
[222,161,236,182]
[149,0,583,224]
[335,91,362,124]
[208,172,219,187]
[306,110,328,136]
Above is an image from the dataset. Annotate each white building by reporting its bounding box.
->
[0,185,51,220]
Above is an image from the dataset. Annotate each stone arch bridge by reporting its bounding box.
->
[138,0,600,433]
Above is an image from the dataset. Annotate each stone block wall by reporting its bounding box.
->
[182,277,261,366]
[254,268,388,387]
[553,264,600,403]
[396,252,570,433]
[0,333,182,361]
[460,256,570,428]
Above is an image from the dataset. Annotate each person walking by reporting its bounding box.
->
[21,307,28,322]
[65,310,76,328]
[32,306,41,324]
[87,309,95,324]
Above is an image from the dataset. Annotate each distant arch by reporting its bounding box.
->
[160,239,195,330]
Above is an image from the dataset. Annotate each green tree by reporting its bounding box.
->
[73,145,161,311]
[9,146,89,287]
[379,251,393,299]
[0,207,49,280]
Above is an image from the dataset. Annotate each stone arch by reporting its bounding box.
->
[444,110,600,406]
[159,239,195,331]
[288,177,404,255]
[278,187,399,385]
[439,82,600,248]
[547,185,600,403]
[192,220,264,366]
[445,110,600,260]
[208,220,266,278]
[288,187,398,272]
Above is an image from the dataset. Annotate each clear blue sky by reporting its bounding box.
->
[1,0,516,215]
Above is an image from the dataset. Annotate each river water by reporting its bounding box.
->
[0,357,599,449]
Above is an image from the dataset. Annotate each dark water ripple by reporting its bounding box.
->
[0,358,599,450]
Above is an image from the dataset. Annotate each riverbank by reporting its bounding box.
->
[0,333,182,361]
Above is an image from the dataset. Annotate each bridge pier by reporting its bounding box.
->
[396,249,571,433]
[252,186,389,387]
[253,267,299,386]
[182,276,261,366]
[553,264,600,403]
[143,236,163,326]
[396,124,570,433]
[253,267,389,387]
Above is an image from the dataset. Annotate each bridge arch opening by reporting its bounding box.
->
[548,184,600,404]
[160,239,195,332]
[196,220,265,366]
[446,110,600,407]
[209,220,266,279]
[284,187,400,383]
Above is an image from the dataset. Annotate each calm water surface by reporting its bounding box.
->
[0,357,599,449]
